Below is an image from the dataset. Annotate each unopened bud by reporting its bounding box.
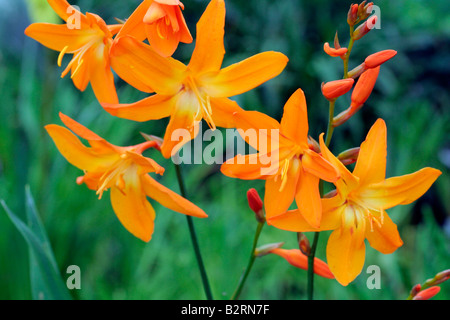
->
[337,147,360,165]
[297,233,311,256]
[365,50,397,69]
[412,286,441,300]
[324,42,348,57]
[433,269,450,285]
[307,136,320,153]
[347,4,359,26]
[247,188,265,223]
[254,242,284,257]
[321,78,355,100]
[351,66,380,106]
[353,15,377,41]
[140,132,163,150]
[360,2,374,21]
[409,284,421,298]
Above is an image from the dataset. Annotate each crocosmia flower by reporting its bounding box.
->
[25,0,120,103]
[269,119,441,285]
[45,113,207,242]
[221,89,340,228]
[116,0,193,57]
[103,0,288,158]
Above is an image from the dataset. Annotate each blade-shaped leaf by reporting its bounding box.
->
[1,195,72,300]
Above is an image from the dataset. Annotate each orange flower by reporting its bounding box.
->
[221,89,339,228]
[24,0,120,103]
[103,0,288,158]
[45,112,207,242]
[116,0,192,57]
[269,119,441,285]
[269,248,334,279]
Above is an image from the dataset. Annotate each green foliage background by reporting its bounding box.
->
[0,0,448,299]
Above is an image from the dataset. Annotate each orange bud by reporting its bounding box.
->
[365,50,397,69]
[140,132,163,150]
[347,4,359,26]
[332,66,380,127]
[353,15,377,40]
[413,286,441,300]
[324,42,348,57]
[307,136,320,153]
[321,78,355,100]
[247,188,264,223]
[269,248,335,279]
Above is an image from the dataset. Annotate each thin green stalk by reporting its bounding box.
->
[231,221,264,300]
[343,25,355,78]
[325,100,336,146]
[306,232,320,300]
[174,163,213,300]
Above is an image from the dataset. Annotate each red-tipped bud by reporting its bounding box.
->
[324,42,348,57]
[140,132,163,150]
[360,2,374,20]
[413,286,441,300]
[269,248,335,279]
[409,284,422,298]
[353,15,377,40]
[347,4,359,26]
[332,66,380,127]
[337,147,360,165]
[247,188,264,223]
[297,233,311,256]
[365,50,397,69]
[321,78,355,100]
[254,242,284,257]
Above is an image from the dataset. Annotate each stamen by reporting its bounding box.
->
[58,45,69,67]
[70,59,84,79]
[278,159,290,192]
[186,77,216,130]
[156,22,166,39]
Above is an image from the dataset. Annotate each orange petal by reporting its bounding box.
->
[199,52,288,98]
[24,23,93,52]
[279,89,309,146]
[351,66,380,106]
[88,46,119,104]
[302,149,339,182]
[142,175,207,218]
[145,20,181,57]
[353,118,387,185]
[45,124,117,172]
[264,159,300,219]
[102,94,175,122]
[269,248,335,279]
[188,0,225,73]
[209,97,244,128]
[359,167,442,210]
[110,185,155,242]
[294,169,322,228]
[326,224,366,286]
[319,133,359,193]
[110,36,185,95]
[220,153,272,180]
[47,0,87,24]
[115,0,150,41]
[323,42,347,57]
[365,210,403,254]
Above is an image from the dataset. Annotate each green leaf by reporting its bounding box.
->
[1,190,72,300]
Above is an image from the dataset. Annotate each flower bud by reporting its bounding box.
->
[347,63,367,79]
[254,242,284,257]
[347,4,359,26]
[307,136,321,153]
[297,233,311,256]
[337,147,360,165]
[140,132,163,150]
[324,42,348,57]
[365,50,397,69]
[409,284,421,298]
[353,15,377,40]
[321,78,355,100]
[247,188,265,223]
[433,269,450,285]
[359,2,374,21]
[412,286,441,300]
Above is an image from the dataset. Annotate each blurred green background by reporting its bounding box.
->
[0,0,448,300]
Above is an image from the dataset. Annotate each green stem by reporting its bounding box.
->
[325,100,336,146]
[343,25,355,78]
[306,232,320,300]
[231,221,264,300]
[174,164,213,300]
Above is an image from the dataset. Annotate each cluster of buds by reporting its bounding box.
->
[321,1,398,127]
[407,269,450,300]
